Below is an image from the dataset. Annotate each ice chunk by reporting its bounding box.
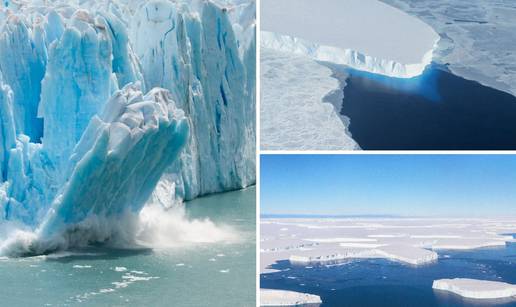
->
[34,84,188,251]
[260,289,322,306]
[433,278,516,299]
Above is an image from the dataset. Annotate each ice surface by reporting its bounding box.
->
[260,289,322,306]
[261,0,439,78]
[260,218,516,274]
[433,278,516,300]
[0,0,255,254]
[381,0,516,96]
[260,49,358,150]
[260,0,439,150]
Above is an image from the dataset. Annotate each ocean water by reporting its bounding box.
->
[261,241,516,307]
[340,65,516,150]
[0,187,256,307]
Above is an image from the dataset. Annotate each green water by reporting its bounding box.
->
[0,187,256,306]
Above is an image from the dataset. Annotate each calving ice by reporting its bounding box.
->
[0,0,255,255]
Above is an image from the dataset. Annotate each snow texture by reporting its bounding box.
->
[433,278,516,300]
[0,0,255,254]
[381,0,516,97]
[260,49,358,150]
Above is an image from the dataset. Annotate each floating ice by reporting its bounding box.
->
[433,278,516,300]
[260,289,322,306]
[73,265,92,269]
[260,217,516,273]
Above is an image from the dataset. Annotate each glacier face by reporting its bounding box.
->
[261,0,439,78]
[0,0,255,254]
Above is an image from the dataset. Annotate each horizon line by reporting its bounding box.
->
[260,213,516,219]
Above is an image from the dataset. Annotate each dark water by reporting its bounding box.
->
[340,65,516,150]
[261,242,516,307]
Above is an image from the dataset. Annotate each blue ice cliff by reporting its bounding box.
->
[0,0,255,255]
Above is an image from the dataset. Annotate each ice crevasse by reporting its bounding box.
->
[0,0,255,254]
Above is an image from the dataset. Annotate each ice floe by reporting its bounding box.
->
[433,278,516,299]
[260,289,322,306]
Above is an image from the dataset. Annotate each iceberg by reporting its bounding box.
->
[433,278,516,300]
[0,0,255,255]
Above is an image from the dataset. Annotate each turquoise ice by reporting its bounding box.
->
[0,0,255,255]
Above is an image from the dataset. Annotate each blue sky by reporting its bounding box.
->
[260,154,516,217]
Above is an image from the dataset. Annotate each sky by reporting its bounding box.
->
[260,154,516,217]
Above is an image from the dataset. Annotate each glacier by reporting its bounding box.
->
[261,0,439,78]
[0,0,255,255]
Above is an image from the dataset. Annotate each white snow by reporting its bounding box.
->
[261,0,439,78]
[339,242,386,248]
[260,289,322,306]
[433,278,516,299]
[305,238,377,243]
[260,49,358,150]
[374,244,438,265]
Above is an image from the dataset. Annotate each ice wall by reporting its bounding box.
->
[261,0,439,78]
[130,0,255,201]
[0,0,255,253]
[0,14,46,142]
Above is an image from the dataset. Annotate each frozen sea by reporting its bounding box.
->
[0,188,256,307]
[261,237,516,307]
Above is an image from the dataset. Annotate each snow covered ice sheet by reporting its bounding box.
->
[261,0,439,78]
[260,0,438,150]
[260,49,358,150]
[381,0,516,97]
